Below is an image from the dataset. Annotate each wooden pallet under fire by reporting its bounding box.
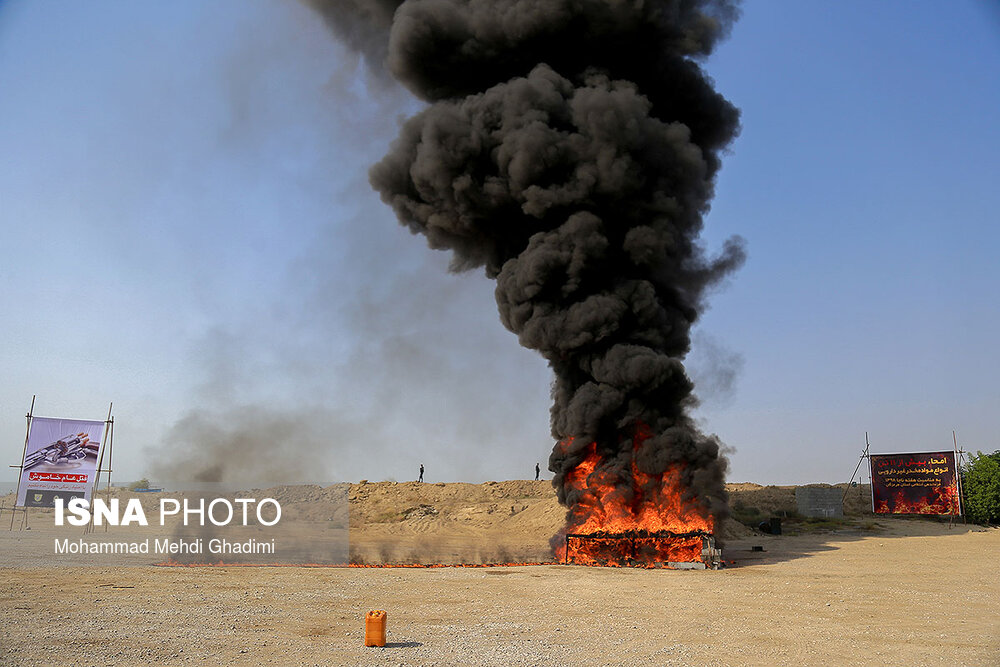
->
[564,529,722,569]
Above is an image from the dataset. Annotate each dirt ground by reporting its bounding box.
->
[1,481,998,666]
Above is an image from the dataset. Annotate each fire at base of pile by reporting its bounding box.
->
[553,434,724,570]
[563,530,721,570]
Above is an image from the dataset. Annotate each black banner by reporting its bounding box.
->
[869,451,960,515]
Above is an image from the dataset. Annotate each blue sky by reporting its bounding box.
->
[1,1,997,487]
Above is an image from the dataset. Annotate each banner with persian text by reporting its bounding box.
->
[16,417,106,507]
[869,451,960,515]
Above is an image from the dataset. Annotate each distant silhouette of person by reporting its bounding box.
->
[419,464,424,483]
[535,463,540,481]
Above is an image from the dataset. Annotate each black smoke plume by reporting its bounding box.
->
[312,0,745,523]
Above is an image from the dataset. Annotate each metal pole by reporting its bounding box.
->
[85,404,113,535]
[9,395,35,531]
[953,430,966,523]
[104,414,114,533]
[843,432,870,503]
[866,433,876,514]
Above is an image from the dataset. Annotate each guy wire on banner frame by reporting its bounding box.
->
[843,431,872,503]
[5,396,115,531]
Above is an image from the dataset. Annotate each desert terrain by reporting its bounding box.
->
[1,481,998,666]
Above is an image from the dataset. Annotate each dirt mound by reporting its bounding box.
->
[345,480,563,564]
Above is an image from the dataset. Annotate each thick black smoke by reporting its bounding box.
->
[313,0,744,522]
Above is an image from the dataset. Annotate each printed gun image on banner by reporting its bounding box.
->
[23,433,98,470]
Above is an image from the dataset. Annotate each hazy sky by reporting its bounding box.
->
[1,1,997,487]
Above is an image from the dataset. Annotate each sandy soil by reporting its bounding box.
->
[1,481,997,666]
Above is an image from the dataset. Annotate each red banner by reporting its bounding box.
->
[28,472,89,483]
[869,451,960,515]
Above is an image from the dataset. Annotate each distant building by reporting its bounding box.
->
[795,486,844,518]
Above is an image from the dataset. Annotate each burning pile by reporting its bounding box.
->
[312,0,744,567]
[556,428,718,567]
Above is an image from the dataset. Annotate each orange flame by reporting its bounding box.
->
[555,429,713,567]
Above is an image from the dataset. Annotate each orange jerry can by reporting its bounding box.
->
[364,610,387,647]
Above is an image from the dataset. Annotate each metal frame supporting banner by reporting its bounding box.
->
[86,404,114,534]
[953,431,966,521]
[7,397,114,530]
[6,396,36,530]
[844,432,871,507]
